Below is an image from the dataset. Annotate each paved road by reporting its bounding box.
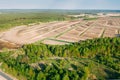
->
[0,71,13,80]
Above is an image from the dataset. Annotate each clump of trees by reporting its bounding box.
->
[0,37,120,80]
[21,37,120,79]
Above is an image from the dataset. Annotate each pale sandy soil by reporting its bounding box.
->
[0,17,120,45]
[0,20,81,45]
[0,39,19,50]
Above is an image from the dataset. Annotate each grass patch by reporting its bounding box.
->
[83,17,98,20]
[0,12,69,31]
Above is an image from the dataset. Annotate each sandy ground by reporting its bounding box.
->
[0,20,81,45]
[0,17,120,45]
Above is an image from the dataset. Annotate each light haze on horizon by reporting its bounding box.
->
[0,0,120,10]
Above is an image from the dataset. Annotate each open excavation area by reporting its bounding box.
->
[0,9,120,80]
[0,17,120,47]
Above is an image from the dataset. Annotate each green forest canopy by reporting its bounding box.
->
[0,37,120,80]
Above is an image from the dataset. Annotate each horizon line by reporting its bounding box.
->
[0,9,120,10]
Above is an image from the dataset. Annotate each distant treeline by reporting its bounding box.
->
[1,9,120,31]
[0,12,69,31]
[0,9,120,14]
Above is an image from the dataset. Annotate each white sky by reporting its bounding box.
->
[0,0,120,10]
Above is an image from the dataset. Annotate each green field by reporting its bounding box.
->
[0,11,73,31]
[83,17,98,20]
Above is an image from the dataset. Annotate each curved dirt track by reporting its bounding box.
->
[0,17,120,45]
[0,20,81,45]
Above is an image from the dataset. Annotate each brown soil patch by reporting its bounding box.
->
[0,40,20,50]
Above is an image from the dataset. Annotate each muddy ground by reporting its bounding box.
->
[0,40,20,50]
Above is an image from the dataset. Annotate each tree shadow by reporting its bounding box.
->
[104,69,120,79]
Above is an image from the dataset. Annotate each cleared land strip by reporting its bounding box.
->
[26,22,70,39]
[54,25,79,38]
[24,21,58,30]
[103,27,118,37]
[17,23,68,40]
[98,27,106,38]
[18,22,71,40]
[78,20,100,37]
[57,35,79,41]
[19,21,67,35]
[79,25,94,36]
[0,18,120,45]
[29,21,81,43]
[0,21,70,44]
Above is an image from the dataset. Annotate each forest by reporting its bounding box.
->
[0,37,120,80]
[0,10,97,32]
[0,11,72,31]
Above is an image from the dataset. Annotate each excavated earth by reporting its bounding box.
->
[0,17,120,50]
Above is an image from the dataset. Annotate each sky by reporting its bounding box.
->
[0,0,120,10]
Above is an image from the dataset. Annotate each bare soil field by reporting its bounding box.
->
[0,17,120,48]
[0,39,19,51]
[104,27,119,37]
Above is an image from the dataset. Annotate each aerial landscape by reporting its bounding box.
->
[0,0,120,80]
